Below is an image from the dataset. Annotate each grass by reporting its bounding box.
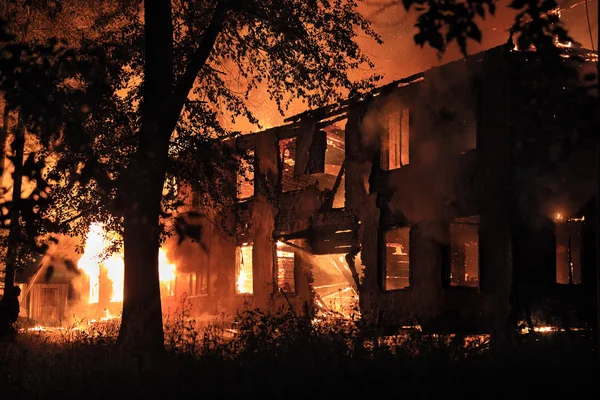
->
[1,301,599,399]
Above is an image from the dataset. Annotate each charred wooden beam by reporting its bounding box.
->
[345,245,362,289]
[307,129,327,174]
[315,113,349,130]
[273,229,359,255]
[234,122,306,150]
[275,239,307,254]
[273,228,313,242]
[283,72,424,124]
[320,160,346,212]
[237,72,427,152]
[294,123,315,175]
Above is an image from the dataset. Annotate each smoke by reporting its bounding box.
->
[526,148,596,222]
[359,65,478,234]
[163,230,208,275]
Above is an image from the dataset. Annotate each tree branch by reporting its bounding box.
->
[58,212,84,227]
[169,1,228,128]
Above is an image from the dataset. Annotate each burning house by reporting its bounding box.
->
[15,223,179,325]
[10,43,598,334]
[176,43,597,334]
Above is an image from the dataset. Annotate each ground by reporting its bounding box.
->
[1,308,599,399]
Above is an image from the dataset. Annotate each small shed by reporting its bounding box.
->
[16,255,80,325]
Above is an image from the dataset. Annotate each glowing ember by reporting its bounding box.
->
[90,309,120,324]
[554,213,585,223]
[78,223,177,303]
[27,325,48,332]
[555,213,563,220]
[520,325,560,334]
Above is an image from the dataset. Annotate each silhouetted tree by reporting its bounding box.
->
[0,1,113,295]
[1,0,383,353]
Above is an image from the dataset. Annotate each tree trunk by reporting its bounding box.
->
[116,0,173,354]
[595,0,600,360]
[0,105,9,173]
[3,110,25,295]
[596,106,600,361]
[118,201,166,352]
[0,104,8,293]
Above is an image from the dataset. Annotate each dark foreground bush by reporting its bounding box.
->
[1,307,599,400]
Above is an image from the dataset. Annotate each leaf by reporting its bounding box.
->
[469,24,482,43]
[475,4,485,18]
[510,0,526,10]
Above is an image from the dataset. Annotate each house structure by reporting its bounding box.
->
[11,43,597,332]
[16,255,81,325]
[175,43,598,335]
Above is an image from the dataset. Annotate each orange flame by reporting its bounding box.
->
[159,248,176,296]
[78,223,177,303]
[77,223,104,303]
[236,244,253,294]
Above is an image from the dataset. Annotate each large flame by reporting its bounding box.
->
[78,223,177,303]
[77,223,104,303]
[103,253,124,303]
[159,248,176,296]
[235,244,253,294]
[236,270,249,293]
